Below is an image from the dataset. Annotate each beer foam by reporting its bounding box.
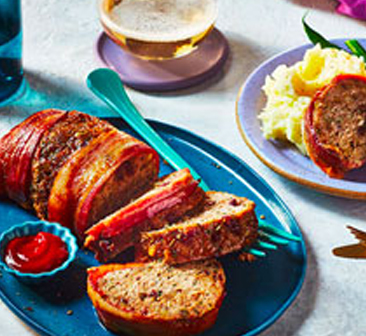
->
[102,0,217,42]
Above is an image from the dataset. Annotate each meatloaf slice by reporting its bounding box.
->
[304,74,366,178]
[84,168,205,262]
[48,129,159,238]
[87,260,225,336]
[0,119,28,197]
[0,117,30,198]
[31,110,113,219]
[1,109,66,207]
[136,191,258,265]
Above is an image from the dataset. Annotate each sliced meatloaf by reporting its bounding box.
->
[48,129,159,238]
[85,168,205,262]
[136,191,258,265]
[304,74,366,178]
[1,109,66,207]
[0,109,160,239]
[31,110,113,219]
[87,260,225,336]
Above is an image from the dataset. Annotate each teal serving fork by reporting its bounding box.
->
[87,68,301,257]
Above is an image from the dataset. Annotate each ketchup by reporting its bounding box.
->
[4,232,68,274]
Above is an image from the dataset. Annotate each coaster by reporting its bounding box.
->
[95,28,229,92]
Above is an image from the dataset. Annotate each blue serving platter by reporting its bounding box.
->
[0,118,306,336]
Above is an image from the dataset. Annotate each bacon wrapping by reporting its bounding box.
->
[85,168,205,262]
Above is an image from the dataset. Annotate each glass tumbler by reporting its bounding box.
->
[99,0,218,60]
[0,0,23,105]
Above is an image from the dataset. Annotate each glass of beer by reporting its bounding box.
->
[99,0,218,60]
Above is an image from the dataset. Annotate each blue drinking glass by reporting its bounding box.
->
[0,0,24,105]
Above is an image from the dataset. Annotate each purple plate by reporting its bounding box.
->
[236,38,366,200]
[95,28,229,92]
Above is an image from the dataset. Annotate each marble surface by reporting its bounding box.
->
[1,0,366,335]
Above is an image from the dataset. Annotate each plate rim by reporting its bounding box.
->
[236,38,366,200]
[0,118,307,336]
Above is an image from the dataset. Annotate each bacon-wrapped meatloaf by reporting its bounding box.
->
[87,260,225,336]
[136,191,258,265]
[0,110,159,238]
[304,74,366,178]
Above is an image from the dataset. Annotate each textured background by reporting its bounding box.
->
[1,0,366,335]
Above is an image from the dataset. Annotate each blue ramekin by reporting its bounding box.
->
[0,220,78,284]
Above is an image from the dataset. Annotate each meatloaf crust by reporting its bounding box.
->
[0,118,29,197]
[304,74,366,178]
[31,110,113,219]
[85,168,205,262]
[2,109,66,207]
[136,191,258,265]
[87,260,225,336]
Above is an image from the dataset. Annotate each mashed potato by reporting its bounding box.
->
[259,44,366,154]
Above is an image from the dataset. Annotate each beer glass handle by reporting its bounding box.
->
[87,68,210,191]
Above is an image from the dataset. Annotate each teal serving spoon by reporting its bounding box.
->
[87,68,300,257]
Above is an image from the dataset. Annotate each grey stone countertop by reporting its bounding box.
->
[1,0,365,335]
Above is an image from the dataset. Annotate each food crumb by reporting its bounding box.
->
[239,252,256,262]
[260,215,266,220]
[228,180,233,185]
[24,306,34,312]
[66,310,73,316]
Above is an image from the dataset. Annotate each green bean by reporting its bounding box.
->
[345,39,366,59]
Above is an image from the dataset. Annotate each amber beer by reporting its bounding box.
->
[100,0,218,60]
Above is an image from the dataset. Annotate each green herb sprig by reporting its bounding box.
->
[302,14,341,50]
[302,14,366,61]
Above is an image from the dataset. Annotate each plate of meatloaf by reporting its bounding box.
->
[0,112,306,336]
[237,38,366,200]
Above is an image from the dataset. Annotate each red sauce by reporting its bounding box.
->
[4,232,69,274]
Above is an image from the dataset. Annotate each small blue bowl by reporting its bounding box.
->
[0,221,78,285]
